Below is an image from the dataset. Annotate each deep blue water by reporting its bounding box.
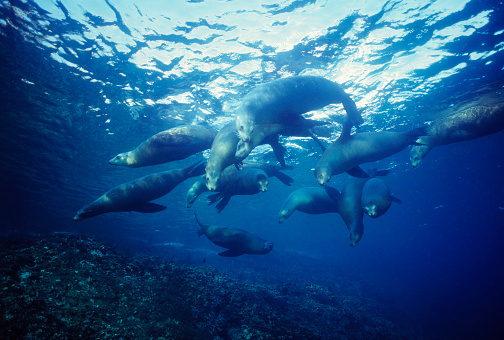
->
[1,0,504,338]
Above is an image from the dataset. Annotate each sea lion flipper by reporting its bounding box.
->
[218,249,244,257]
[391,196,402,204]
[273,171,294,186]
[324,186,341,203]
[215,196,231,213]
[131,202,166,213]
[346,166,369,178]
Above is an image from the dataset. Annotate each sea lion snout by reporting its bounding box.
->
[263,241,274,253]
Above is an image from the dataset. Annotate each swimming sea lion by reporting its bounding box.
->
[207,168,269,213]
[109,125,217,167]
[205,121,285,191]
[278,186,340,223]
[410,104,504,167]
[324,170,390,246]
[187,163,293,208]
[235,117,328,160]
[315,123,427,185]
[360,177,402,218]
[74,160,206,221]
[195,214,273,257]
[235,75,363,144]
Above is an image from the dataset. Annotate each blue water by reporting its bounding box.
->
[1,0,504,338]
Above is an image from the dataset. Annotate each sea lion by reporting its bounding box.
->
[205,121,285,191]
[74,161,206,221]
[195,214,273,257]
[207,168,269,213]
[187,162,293,208]
[109,125,217,167]
[324,170,390,247]
[360,178,402,218]
[315,123,427,185]
[278,186,340,223]
[410,104,504,167]
[235,117,328,161]
[235,75,363,144]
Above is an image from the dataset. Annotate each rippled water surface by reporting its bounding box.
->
[1,0,504,338]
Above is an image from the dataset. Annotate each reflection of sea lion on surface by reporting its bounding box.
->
[410,104,504,167]
[74,161,206,221]
[278,186,340,223]
[109,125,217,167]
[315,122,427,185]
[235,75,363,146]
[195,214,273,257]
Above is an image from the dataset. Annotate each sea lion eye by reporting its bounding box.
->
[239,125,244,131]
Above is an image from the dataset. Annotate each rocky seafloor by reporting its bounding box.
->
[0,233,421,339]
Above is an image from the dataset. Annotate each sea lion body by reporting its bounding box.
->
[196,215,273,257]
[315,127,427,185]
[74,161,205,221]
[337,177,367,247]
[188,163,293,208]
[109,125,217,167]
[207,168,269,213]
[235,117,328,160]
[278,186,339,223]
[410,104,504,167]
[361,178,401,218]
[205,122,284,191]
[235,76,362,144]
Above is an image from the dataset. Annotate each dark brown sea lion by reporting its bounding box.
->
[109,125,217,167]
[235,75,363,145]
[410,104,504,167]
[195,214,273,257]
[73,161,205,221]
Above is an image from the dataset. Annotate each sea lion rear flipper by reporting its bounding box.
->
[273,171,294,186]
[324,186,341,203]
[308,129,326,152]
[215,195,231,213]
[218,249,244,257]
[346,166,369,178]
[391,196,402,204]
[131,202,166,213]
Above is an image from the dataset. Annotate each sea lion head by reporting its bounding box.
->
[315,167,331,186]
[256,172,269,192]
[262,241,274,254]
[235,139,252,160]
[109,152,133,167]
[410,143,428,168]
[205,169,221,191]
[278,208,291,223]
[236,115,254,143]
[73,205,94,221]
[349,231,362,247]
[363,204,379,218]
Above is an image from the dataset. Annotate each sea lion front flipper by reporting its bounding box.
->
[273,170,294,186]
[308,129,326,152]
[346,166,369,178]
[391,196,402,204]
[324,186,341,204]
[214,195,231,213]
[131,202,166,213]
[218,249,244,257]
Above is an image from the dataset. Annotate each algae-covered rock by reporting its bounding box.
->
[0,233,418,339]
